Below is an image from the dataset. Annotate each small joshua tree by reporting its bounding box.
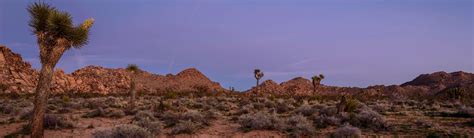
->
[254,69,264,93]
[126,64,139,109]
[311,74,325,93]
[27,2,94,137]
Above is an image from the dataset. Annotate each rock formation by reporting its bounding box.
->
[0,45,38,94]
[0,45,225,95]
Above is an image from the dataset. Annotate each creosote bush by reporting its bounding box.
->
[349,109,388,131]
[132,111,162,134]
[313,115,341,128]
[332,124,362,138]
[285,114,315,136]
[43,114,74,129]
[171,120,200,134]
[93,124,152,138]
[238,111,284,132]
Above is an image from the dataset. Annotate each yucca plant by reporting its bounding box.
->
[27,2,94,137]
[254,69,264,93]
[311,74,325,93]
[126,64,140,109]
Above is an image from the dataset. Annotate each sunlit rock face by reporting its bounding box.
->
[0,45,225,95]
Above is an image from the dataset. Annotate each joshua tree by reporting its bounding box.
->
[254,69,264,93]
[311,74,325,93]
[126,64,139,109]
[28,3,94,137]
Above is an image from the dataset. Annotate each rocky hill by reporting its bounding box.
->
[0,45,225,94]
[246,71,473,100]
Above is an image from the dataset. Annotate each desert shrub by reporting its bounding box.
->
[313,115,341,128]
[62,95,71,104]
[456,107,474,117]
[414,119,437,129]
[294,105,317,116]
[18,107,33,120]
[93,124,152,138]
[202,109,218,120]
[285,114,314,136]
[252,102,266,110]
[345,99,360,113]
[158,110,212,128]
[332,125,362,138]
[264,99,276,108]
[438,106,474,118]
[465,119,474,127]
[134,120,162,134]
[275,102,292,113]
[349,109,388,131]
[320,106,338,116]
[170,120,200,134]
[215,102,230,111]
[0,104,14,114]
[43,114,74,129]
[238,111,284,132]
[83,107,105,118]
[0,84,8,92]
[235,104,252,115]
[134,111,156,121]
[181,110,211,126]
[57,107,73,114]
[4,124,31,137]
[370,103,388,113]
[158,111,180,127]
[105,108,126,118]
[132,111,161,134]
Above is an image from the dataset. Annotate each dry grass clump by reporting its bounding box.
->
[93,124,153,138]
[332,124,362,138]
[43,114,74,129]
[285,114,314,136]
[238,111,284,132]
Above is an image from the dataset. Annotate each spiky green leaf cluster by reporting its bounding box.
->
[28,2,94,49]
[254,69,264,79]
[126,64,140,72]
[312,74,325,81]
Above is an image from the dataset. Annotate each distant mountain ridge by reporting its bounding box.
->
[0,45,472,99]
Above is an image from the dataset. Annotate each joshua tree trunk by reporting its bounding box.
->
[256,79,259,93]
[129,77,136,108]
[31,43,66,138]
[313,82,317,94]
[31,64,54,138]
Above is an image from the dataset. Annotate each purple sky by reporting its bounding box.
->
[1,0,473,90]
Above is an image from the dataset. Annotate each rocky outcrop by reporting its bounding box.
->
[280,77,313,95]
[247,80,285,95]
[0,45,38,94]
[0,45,225,94]
[402,71,473,87]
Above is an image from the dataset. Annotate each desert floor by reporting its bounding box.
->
[0,94,473,137]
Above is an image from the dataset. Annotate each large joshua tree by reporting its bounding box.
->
[126,64,139,109]
[28,3,94,137]
[311,74,325,93]
[254,69,264,93]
